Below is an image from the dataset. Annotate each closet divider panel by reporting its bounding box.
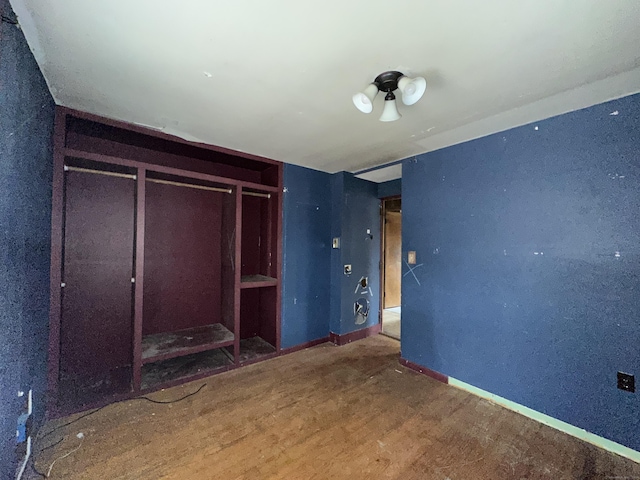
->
[59,169,136,410]
[132,168,146,391]
[220,188,238,346]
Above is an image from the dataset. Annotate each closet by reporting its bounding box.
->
[48,108,282,415]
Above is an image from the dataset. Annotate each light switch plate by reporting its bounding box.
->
[408,251,417,264]
[332,237,340,249]
[344,264,352,275]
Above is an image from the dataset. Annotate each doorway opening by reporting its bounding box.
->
[380,197,401,340]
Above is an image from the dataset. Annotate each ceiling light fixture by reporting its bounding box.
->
[352,71,427,122]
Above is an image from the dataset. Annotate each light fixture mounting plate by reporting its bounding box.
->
[374,71,403,93]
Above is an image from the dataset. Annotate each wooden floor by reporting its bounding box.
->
[31,335,640,479]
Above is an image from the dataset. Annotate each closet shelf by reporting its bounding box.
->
[141,348,234,390]
[238,336,277,364]
[240,274,278,289]
[141,323,234,364]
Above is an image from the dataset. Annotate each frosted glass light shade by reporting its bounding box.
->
[379,98,401,122]
[352,83,379,113]
[398,76,427,105]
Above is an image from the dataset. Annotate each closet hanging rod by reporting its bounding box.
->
[147,177,232,194]
[64,165,136,180]
[242,191,271,199]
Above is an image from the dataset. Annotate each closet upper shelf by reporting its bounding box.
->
[141,323,234,364]
[63,148,279,193]
[62,110,281,187]
[240,274,278,288]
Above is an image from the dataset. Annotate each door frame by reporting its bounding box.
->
[378,195,401,326]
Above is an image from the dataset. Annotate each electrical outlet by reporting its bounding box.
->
[16,413,28,443]
[617,372,635,393]
[16,389,32,444]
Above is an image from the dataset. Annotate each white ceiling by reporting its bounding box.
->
[11,0,640,182]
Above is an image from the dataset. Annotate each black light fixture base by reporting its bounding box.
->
[374,71,404,93]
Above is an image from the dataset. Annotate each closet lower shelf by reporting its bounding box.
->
[141,323,234,364]
[141,348,234,390]
[238,336,277,364]
[240,274,278,288]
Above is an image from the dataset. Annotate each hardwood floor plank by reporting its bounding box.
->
[30,336,640,479]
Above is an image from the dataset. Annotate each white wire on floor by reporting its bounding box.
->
[46,432,84,478]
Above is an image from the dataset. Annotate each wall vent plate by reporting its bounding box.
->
[617,372,635,392]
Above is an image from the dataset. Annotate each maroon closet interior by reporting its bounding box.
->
[49,108,282,415]
[59,167,136,408]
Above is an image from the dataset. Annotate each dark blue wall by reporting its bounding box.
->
[378,178,401,198]
[282,168,380,343]
[402,93,640,450]
[281,164,332,348]
[282,169,380,342]
[330,173,381,335]
[0,1,55,476]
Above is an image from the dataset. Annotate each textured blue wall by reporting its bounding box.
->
[0,1,55,476]
[282,168,380,343]
[281,165,332,348]
[378,178,401,198]
[402,93,640,450]
[330,173,381,335]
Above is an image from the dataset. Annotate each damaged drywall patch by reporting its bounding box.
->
[354,298,369,325]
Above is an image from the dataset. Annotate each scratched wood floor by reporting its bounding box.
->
[31,335,640,479]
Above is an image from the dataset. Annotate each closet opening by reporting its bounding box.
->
[380,196,401,340]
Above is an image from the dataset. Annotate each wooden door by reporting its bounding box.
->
[59,169,136,407]
[384,211,402,308]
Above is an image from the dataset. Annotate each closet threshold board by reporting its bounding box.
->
[142,323,234,364]
[238,336,277,364]
[141,348,233,390]
[240,274,278,288]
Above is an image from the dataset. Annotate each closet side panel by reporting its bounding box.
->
[143,182,223,335]
[220,191,237,334]
[60,171,135,392]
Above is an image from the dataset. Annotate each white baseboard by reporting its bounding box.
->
[448,376,640,464]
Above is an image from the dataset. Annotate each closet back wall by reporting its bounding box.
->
[143,182,223,334]
[241,195,264,276]
[61,171,135,379]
